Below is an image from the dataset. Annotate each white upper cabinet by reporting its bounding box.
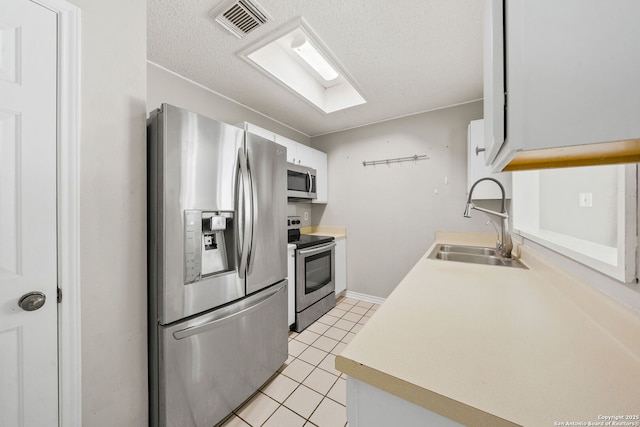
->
[294,143,314,167]
[241,122,329,204]
[274,134,298,163]
[311,149,328,204]
[484,0,640,172]
[467,119,511,200]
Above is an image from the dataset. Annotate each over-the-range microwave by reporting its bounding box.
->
[287,163,317,201]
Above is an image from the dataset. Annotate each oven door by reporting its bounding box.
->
[295,242,335,311]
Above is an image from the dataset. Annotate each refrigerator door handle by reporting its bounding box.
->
[237,148,252,278]
[172,281,286,340]
[246,155,257,275]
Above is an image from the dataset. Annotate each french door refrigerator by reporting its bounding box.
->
[147,104,288,427]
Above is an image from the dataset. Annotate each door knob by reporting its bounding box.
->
[18,292,46,311]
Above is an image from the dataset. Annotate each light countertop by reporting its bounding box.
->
[300,226,346,241]
[336,232,640,427]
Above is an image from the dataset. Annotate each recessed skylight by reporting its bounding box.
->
[238,18,366,114]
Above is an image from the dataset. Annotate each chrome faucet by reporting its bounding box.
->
[464,177,513,258]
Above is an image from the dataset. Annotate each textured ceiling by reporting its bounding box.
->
[148,0,484,137]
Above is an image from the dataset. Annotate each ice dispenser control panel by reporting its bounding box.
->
[184,210,233,284]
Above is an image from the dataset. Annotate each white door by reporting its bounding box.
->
[0,0,59,425]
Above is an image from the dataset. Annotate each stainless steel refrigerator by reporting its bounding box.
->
[147,104,288,427]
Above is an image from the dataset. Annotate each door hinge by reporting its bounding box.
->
[57,287,62,303]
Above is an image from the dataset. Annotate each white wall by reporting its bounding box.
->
[147,62,310,144]
[69,0,148,425]
[311,101,493,298]
[538,166,618,247]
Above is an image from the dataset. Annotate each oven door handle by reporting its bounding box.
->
[298,242,336,256]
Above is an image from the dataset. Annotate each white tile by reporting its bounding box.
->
[328,307,347,318]
[284,385,323,419]
[357,316,369,325]
[327,377,346,405]
[341,332,356,344]
[307,321,330,335]
[311,335,339,353]
[295,329,320,345]
[302,367,339,395]
[279,354,295,372]
[318,353,340,376]
[323,327,347,342]
[281,358,314,382]
[288,339,308,357]
[298,346,328,366]
[342,297,358,305]
[336,302,353,311]
[309,397,347,427]
[220,414,250,427]
[350,323,363,333]
[355,300,374,309]
[236,392,279,427]
[262,405,306,427]
[317,313,339,326]
[331,342,347,356]
[342,312,362,323]
[348,305,368,315]
[334,318,356,332]
[261,374,299,403]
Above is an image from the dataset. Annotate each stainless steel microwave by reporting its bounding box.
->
[287,163,317,200]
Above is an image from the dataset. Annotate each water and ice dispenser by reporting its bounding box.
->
[184,210,235,283]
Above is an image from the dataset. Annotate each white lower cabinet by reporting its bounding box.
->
[287,244,296,327]
[335,238,347,296]
[346,377,464,427]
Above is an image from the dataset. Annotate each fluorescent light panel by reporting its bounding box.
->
[290,35,339,82]
[239,20,366,114]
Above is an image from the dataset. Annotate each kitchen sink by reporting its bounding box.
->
[437,244,499,256]
[428,244,528,269]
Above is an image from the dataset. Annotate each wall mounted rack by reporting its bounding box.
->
[362,154,428,167]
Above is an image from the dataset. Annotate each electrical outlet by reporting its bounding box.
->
[579,192,593,208]
[304,212,309,221]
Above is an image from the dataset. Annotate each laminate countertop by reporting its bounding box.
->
[336,232,640,427]
[300,226,346,241]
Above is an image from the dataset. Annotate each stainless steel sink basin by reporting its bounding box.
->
[428,244,528,269]
[438,244,499,256]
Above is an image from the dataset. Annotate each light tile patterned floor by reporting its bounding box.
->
[220,296,380,427]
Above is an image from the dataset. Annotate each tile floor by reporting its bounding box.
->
[220,296,380,427]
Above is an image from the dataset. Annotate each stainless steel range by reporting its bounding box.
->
[288,216,335,332]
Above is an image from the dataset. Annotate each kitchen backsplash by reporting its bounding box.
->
[288,202,313,227]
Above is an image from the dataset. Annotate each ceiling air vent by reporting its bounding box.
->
[210,0,270,38]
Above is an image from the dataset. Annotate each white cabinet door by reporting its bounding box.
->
[334,239,347,296]
[311,150,328,204]
[295,143,314,166]
[275,134,298,164]
[0,1,59,425]
[467,119,511,200]
[287,245,296,327]
[485,0,640,171]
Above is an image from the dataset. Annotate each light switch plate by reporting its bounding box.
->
[579,192,593,207]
